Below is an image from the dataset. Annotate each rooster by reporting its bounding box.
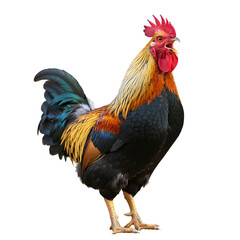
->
[35,15,184,234]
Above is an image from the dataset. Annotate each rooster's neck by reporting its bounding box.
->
[109,41,177,118]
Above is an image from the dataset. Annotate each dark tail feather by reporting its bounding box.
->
[34,68,93,159]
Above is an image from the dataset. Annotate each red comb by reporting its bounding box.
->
[144,15,176,38]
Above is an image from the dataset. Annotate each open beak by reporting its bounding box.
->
[166,37,180,54]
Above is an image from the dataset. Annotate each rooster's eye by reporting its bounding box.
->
[157,36,162,41]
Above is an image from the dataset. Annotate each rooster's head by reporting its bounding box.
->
[144,15,179,73]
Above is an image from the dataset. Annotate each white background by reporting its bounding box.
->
[1,0,240,239]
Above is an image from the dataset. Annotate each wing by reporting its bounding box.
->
[81,111,123,171]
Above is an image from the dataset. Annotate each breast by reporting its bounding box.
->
[166,88,184,141]
[125,88,184,178]
[150,88,184,166]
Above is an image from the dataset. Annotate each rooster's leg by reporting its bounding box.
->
[123,191,159,230]
[104,198,138,234]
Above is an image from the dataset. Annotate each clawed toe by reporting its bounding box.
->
[112,226,139,234]
[124,220,159,230]
[124,212,159,230]
[138,223,159,230]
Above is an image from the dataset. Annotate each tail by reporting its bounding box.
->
[34,68,93,159]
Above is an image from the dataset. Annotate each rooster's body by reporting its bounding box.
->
[35,15,184,234]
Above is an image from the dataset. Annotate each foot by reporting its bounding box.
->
[105,198,138,234]
[111,226,139,234]
[110,220,138,234]
[124,211,159,230]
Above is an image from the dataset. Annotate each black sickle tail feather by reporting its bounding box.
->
[34,68,93,159]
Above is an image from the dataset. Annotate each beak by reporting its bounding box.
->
[167,37,180,54]
[171,37,180,42]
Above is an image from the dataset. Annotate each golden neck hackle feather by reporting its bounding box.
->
[109,37,165,119]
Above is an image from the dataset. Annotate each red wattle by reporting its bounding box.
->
[158,52,178,72]
[158,52,171,72]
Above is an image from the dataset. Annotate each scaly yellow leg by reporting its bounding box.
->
[104,198,138,234]
[123,191,159,230]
